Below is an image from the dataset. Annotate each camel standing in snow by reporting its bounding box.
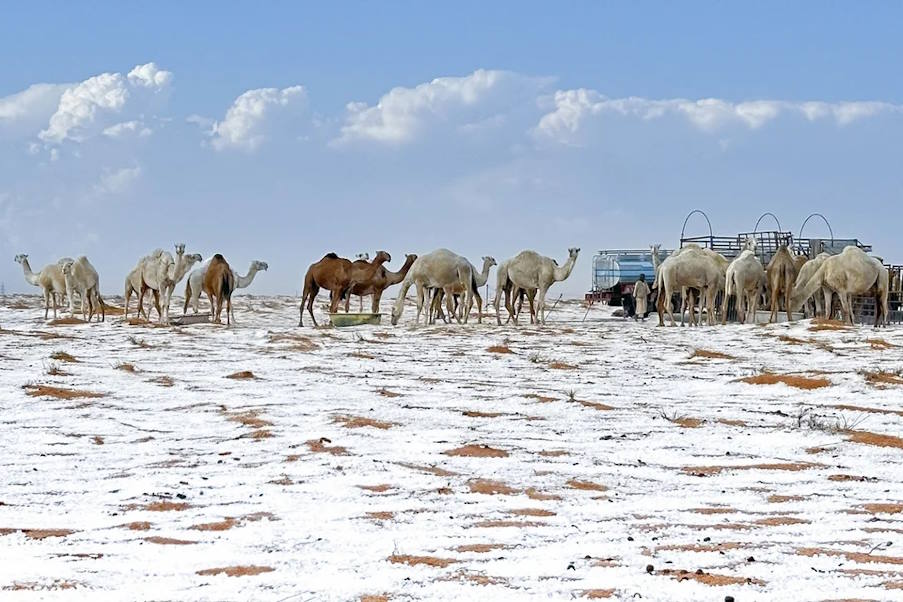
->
[431,255,496,324]
[655,245,722,327]
[347,253,417,314]
[791,246,889,327]
[504,248,579,325]
[493,259,533,325]
[794,253,832,318]
[14,254,68,319]
[299,253,356,327]
[184,259,269,320]
[722,239,765,324]
[344,251,393,312]
[766,245,798,323]
[130,244,202,323]
[390,249,477,326]
[203,254,236,325]
[61,256,105,322]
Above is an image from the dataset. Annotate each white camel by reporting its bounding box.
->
[14,254,67,319]
[722,239,765,324]
[790,246,889,327]
[431,255,496,324]
[794,252,832,318]
[132,244,202,323]
[390,249,476,326]
[184,259,268,321]
[493,259,534,325]
[504,248,580,325]
[655,244,723,327]
[60,256,104,322]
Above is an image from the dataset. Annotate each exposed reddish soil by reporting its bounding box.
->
[387,554,456,568]
[196,565,275,577]
[738,373,830,389]
[23,385,104,400]
[444,444,508,458]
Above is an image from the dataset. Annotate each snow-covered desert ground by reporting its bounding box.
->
[1,294,902,601]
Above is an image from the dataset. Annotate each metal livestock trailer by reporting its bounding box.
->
[585,248,673,306]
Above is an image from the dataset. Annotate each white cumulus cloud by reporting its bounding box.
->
[335,69,546,145]
[38,62,172,144]
[534,90,903,144]
[103,120,152,138]
[209,86,307,151]
[94,165,142,195]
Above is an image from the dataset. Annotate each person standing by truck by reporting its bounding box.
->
[633,273,650,320]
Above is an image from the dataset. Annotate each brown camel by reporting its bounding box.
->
[766,245,798,323]
[203,254,236,325]
[343,250,392,312]
[299,253,357,327]
[348,253,417,313]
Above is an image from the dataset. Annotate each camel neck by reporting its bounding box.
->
[236,265,259,289]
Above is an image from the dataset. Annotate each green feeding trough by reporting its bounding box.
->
[329,313,382,327]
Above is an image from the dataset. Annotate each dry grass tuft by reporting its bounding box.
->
[468,479,519,495]
[50,351,78,363]
[122,521,151,531]
[23,529,75,540]
[196,565,275,577]
[862,503,903,514]
[47,317,86,326]
[191,518,239,531]
[797,547,903,566]
[224,409,273,429]
[525,488,562,501]
[510,508,556,517]
[388,554,456,568]
[148,375,175,387]
[580,590,615,599]
[867,338,897,350]
[333,415,395,430]
[444,444,508,458]
[670,571,765,586]
[567,479,608,492]
[809,318,851,331]
[357,484,393,493]
[690,349,736,360]
[487,345,513,354]
[365,511,394,521]
[115,362,138,373]
[142,501,191,512]
[548,361,576,370]
[377,388,402,398]
[225,370,256,380]
[456,543,506,553]
[306,438,348,455]
[682,462,819,476]
[92,435,104,445]
[738,373,830,389]
[524,393,557,403]
[754,516,809,526]
[23,385,104,400]
[145,536,197,545]
[45,363,70,377]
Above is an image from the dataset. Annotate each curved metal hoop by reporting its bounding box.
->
[798,213,834,245]
[753,212,782,233]
[680,209,713,241]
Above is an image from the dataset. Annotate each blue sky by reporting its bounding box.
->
[2,2,901,296]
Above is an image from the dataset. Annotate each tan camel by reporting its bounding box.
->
[431,255,496,324]
[655,245,722,327]
[794,252,832,318]
[343,251,392,312]
[390,249,476,326]
[766,245,798,323]
[61,256,105,322]
[504,248,579,325]
[722,244,765,324]
[791,246,889,327]
[203,254,236,325]
[300,253,356,327]
[14,254,67,319]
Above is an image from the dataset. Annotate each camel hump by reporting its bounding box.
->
[212,253,226,262]
[324,252,340,260]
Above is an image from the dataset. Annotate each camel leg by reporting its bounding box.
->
[371,291,382,314]
[536,286,547,325]
[138,284,148,321]
[226,295,232,326]
[769,286,779,323]
[414,282,426,325]
[506,288,518,326]
[473,289,482,324]
[784,287,792,323]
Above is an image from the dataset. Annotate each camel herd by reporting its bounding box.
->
[11,239,890,328]
[652,239,890,328]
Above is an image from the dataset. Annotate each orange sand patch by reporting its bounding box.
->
[462,410,504,418]
[468,479,519,495]
[797,547,903,566]
[690,349,736,360]
[115,363,138,372]
[487,345,513,354]
[832,403,903,417]
[847,431,903,449]
[656,541,749,553]
[718,419,748,427]
[567,479,608,492]
[50,351,78,362]
[23,385,104,400]
[525,393,557,403]
[682,462,819,476]
[809,318,850,332]
[510,508,556,517]
[867,338,897,350]
[360,596,389,602]
[689,507,735,515]
[267,332,319,351]
[671,570,765,586]
[387,554,456,568]
[47,317,86,326]
[357,484,393,493]
[196,565,275,577]
[145,536,197,545]
[737,373,830,389]
[366,511,394,521]
[755,516,809,526]
[828,474,875,482]
[224,409,272,429]
[580,590,615,599]
[577,400,615,411]
[334,415,395,429]
[525,488,562,501]
[444,444,508,458]
[225,370,256,380]
[862,503,903,514]
[672,417,704,428]
[548,361,576,370]
[23,529,75,540]
[768,495,805,503]
[306,438,348,455]
[456,543,506,553]
[862,371,903,387]
[143,501,191,512]
[191,518,238,531]
[378,388,402,398]
[122,521,151,531]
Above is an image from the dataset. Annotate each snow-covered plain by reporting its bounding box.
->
[1,294,902,601]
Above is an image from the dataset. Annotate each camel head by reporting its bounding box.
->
[482,256,497,268]
[174,243,186,257]
[184,253,203,267]
[390,306,401,326]
[374,250,392,264]
[568,247,581,259]
[252,260,269,272]
[742,237,758,253]
[404,253,417,265]
[14,254,28,264]
[650,243,661,255]
[60,260,75,275]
